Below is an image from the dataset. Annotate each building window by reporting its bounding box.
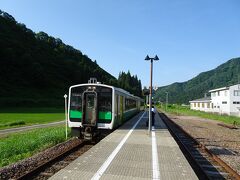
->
[233,101,240,104]
[198,103,200,107]
[222,101,227,104]
[207,103,210,108]
[234,90,240,96]
[202,103,205,108]
[194,103,196,107]
[217,91,220,96]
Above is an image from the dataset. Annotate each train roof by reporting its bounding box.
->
[69,83,142,100]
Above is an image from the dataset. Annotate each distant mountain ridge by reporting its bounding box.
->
[154,57,240,104]
[0,10,117,107]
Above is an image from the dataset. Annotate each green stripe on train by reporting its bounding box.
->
[70,110,82,118]
[123,109,138,121]
[70,110,111,120]
[99,111,112,120]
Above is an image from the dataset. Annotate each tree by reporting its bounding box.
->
[117,71,142,97]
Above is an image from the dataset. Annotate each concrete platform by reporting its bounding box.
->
[50,111,198,180]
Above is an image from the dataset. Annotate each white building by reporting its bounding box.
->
[189,84,240,116]
[189,97,212,113]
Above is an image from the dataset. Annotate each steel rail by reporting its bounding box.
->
[160,112,240,180]
[16,140,85,180]
[159,113,209,180]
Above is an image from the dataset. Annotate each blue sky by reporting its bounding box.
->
[1,0,240,87]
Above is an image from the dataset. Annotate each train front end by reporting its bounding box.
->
[68,80,114,140]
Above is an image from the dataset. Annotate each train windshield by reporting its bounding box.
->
[69,87,84,122]
[98,88,112,123]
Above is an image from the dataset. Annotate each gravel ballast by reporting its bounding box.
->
[167,114,240,174]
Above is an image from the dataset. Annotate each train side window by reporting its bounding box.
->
[125,98,136,110]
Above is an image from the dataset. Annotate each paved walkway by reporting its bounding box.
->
[50,111,198,180]
[0,121,64,135]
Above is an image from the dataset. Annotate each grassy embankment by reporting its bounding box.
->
[158,104,240,126]
[0,108,64,130]
[0,125,70,167]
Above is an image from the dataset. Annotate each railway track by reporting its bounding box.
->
[0,138,100,180]
[159,112,240,180]
[16,140,94,180]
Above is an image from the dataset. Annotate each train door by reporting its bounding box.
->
[115,94,119,127]
[117,95,121,126]
[82,92,97,126]
[120,96,123,123]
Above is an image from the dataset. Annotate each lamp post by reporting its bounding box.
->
[145,55,159,133]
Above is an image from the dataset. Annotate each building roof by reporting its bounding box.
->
[209,86,229,93]
[189,96,211,103]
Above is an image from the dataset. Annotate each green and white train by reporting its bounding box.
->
[68,78,142,140]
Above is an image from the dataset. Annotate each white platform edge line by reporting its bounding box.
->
[91,111,146,180]
[152,126,160,180]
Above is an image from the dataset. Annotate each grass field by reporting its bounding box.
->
[158,104,240,126]
[0,107,64,130]
[0,125,69,167]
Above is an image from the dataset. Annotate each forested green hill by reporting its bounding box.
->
[154,57,240,104]
[0,10,118,107]
[0,10,143,107]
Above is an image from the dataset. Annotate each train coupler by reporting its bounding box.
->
[83,126,94,140]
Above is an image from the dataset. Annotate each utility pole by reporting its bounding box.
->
[166,92,169,111]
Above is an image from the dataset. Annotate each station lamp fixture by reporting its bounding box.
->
[145,54,159,133]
